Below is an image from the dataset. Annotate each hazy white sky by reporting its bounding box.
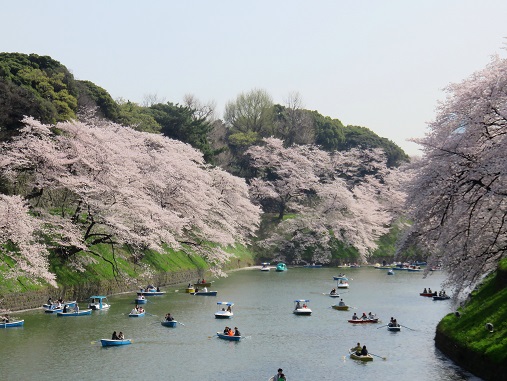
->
[3,1,507,155]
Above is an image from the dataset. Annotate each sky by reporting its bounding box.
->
[3,1,507,156]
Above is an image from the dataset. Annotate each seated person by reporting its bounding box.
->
[361,312,368,319]
[338,299,345,306]
[223,326,230,335]
[234,327,241,336]
[63,304,68,313]
[117,332,125,340]
[330,288,337,295]
[352,342,361,353]
[165,313,174,321]
[361,345,368,356]
[112,331,119,340]
[352,313,358,320]
[368,312,375,319]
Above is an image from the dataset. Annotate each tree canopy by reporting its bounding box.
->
[403,55,507,296]
[0,116,261,283]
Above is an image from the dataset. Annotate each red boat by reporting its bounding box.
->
[348,318,379,324]
[420,293,434,297]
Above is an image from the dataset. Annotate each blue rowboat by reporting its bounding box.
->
[44,308,62,314]
[128,311,145,317]
[57,309,92,317]
[138,288,166,296]
[0,320,24,328]
[190,291,217,296]
[134,297,147,304]
[333,276,348,281]
[275,263,287,272]
[161,320,177,327]
[216,332,241,341]
[100,339,131,347]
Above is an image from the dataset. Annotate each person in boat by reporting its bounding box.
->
[330,288,337,295]
[63,304,68,313]
[1,314,10,323]
[389,317,395,326]
[117,332,125,340]
[423,288,427,293]
[112,331,119,340]
[130,307,139,315]
[428,288,432,294]
[223,326,230,335]
[352,342,361,353]
[296,301,301,309]
[226,305,232,313]
[361,312,367,320]
[165,313,174,321]
[360,345,368,356]
[234,327,241,336]
[338,299,345,306]
[187,283,192,288]
[273,368,284,381]
[74,303,79,312]
[203,286,208,292]
[352,312,358,320]
[138,307,144,313]
[303,303,307,308]
[47,297,52,306]
[156,286,160,292]
[368,312,375,319]
[228,327,234,336]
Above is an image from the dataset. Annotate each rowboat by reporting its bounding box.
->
[275,263,287,272]
[44,308,62,313]
[193,282,212,287]
[215,302,234,319]
[161,320,177,327]
[190,291,217,296]
[420,292,434,297]
[42,300,76,310]
[0,320,24,328]
[100,339,131,347]
[216,332,241,341]
[348,318,378,323]
[387,324,401,332]
[349,351,373,361]
[332,305,350,311]
[128,311,145,317]
[333,275,348,281]
[134,294,147,304]
[88,296,110,310]
[57,309,92,317]
[293,299,312,315]
[329,292,341,298]
[337,281,349,289]
[260,262,270,271]
[433,295,450,300]
[138,289,166,296]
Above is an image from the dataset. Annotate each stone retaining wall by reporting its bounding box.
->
[0,269,200,312]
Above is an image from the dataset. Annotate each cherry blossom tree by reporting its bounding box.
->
[0,195,56,286]
[0,115,261,281]
[247,138,404,264]
[404,55,507,296]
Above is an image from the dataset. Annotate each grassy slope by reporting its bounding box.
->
[437,258,507,365]
[0,243,255,295]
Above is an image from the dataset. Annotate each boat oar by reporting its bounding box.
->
[400,324,417,331]
[369,352,387,360]
[376,324,388,329]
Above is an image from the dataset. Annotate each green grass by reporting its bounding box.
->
[437,258,507,364]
